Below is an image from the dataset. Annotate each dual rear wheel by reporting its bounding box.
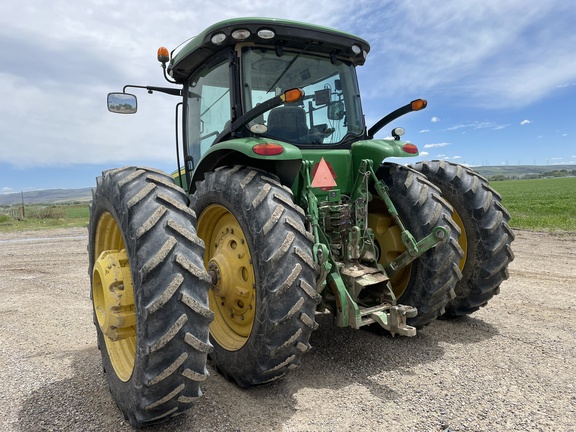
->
[190,166,320,387]
[368,161,514,324]
[89,167,212,427]
[410,160,515,316]
[368,163,463,328]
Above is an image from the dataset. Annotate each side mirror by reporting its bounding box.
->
[328,101,345,120]
[107,92,137,114]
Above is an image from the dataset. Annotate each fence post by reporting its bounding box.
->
[20,191,25,220]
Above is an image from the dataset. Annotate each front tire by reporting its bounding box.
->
[89,167,213,427]
[369,163,463,328]
[190,166,320,387]
[410,160,515,316]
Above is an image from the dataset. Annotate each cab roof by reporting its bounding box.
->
[167,17,370,83]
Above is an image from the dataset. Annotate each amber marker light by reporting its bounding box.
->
[281,88,305,103]
[157,47,170,64]
[403,143,419,154]
[411,99,428,111]
[253,143,284,156]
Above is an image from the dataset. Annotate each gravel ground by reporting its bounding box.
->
[0,228,575,431]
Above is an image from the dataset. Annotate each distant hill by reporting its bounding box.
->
[470,164,575,179]
[0,188,93,206]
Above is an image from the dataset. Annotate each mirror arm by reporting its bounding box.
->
[367,99,427,139]
[122,84,182,97]
[367,104,412,139]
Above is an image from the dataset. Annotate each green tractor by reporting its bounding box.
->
[91,18,514,427]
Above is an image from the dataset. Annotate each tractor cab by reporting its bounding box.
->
[161,18,371,184]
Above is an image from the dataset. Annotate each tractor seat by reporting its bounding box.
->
[266,106,308,142]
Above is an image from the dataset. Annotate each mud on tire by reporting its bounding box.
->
[89,166,212,427]
[410,160,515,316]
[369,163,463,328]
[190,165,320,387]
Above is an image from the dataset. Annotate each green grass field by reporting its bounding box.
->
[490,177,576,232]
[1,177,574,233]
[0,204,90,233]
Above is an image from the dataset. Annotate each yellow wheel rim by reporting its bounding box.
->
[368,199,412,298]
[197,205,255,351]
[92,211,136,382]
[451,209,468,271]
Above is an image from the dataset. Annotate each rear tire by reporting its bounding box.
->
[410,160,515,316]
[369,163,463,328]
[190,166,320,387]
[89,167,212,427]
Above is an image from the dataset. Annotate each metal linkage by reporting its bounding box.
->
[369,305,417,337]
[301,160,332,294]
[299,158,436,337]
[384,226,449,274]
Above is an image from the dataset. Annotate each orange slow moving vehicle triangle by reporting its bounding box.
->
[311,157,337,190]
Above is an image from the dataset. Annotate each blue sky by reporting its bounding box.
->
[1,0,575,193]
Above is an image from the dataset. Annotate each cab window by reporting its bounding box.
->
[241,47,364,146]
[186,59,231,165]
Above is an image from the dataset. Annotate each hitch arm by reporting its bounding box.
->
[370,167,420,255]
[384,226,449,274]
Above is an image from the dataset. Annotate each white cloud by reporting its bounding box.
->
[520,119,531,125]
[420,129,431,133]
[446,121,509,131]
[0,0,357,168]
[358,1,576,108]
[431,117,440,123]
[424,143,450,148]
[446,124,467,131]
[419,151,430,156]
[433,155,461,161]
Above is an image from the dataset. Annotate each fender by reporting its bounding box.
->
[188,137,303,193]
[351,139,419,174]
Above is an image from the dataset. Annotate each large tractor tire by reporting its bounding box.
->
[88,167,213,428]
[410,160,515,316]
[190,165,320,388]
[368,163,463,328]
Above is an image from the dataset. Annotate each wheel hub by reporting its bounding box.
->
[209,229,254,321]
[197,205,256,351]
[368,206,412,297]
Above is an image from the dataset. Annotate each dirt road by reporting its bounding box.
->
[1,228,575,431]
